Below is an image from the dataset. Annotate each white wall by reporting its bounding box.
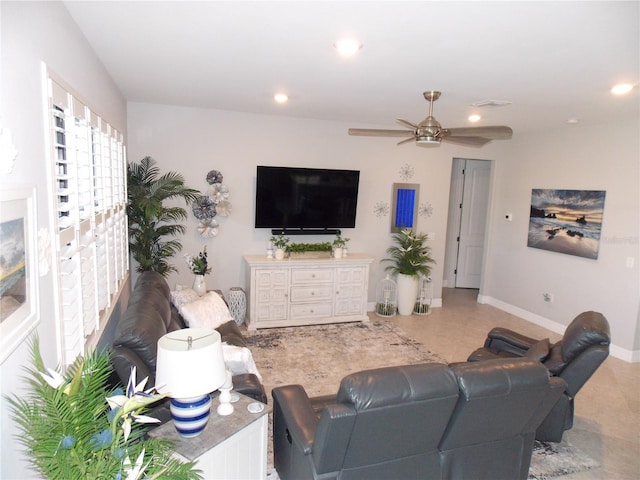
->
[0,2,126,478]
[482,121,639,358]
[126,102,480,304]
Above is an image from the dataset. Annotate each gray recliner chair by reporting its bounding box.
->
[467,310,611,442]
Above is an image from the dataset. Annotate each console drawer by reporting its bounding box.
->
[291,269,333,284]
[290,285,333,302]
[290,302,333,319]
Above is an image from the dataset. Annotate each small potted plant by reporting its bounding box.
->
[185,246,211,295]
[270,234,290,260]
[332,234,350,258]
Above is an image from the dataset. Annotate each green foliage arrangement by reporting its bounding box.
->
[127,156,199,277]
[383,228,435,278]
[7,337,200,480]
[286,242,332,253]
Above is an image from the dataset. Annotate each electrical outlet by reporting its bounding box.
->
[543,293,554,303]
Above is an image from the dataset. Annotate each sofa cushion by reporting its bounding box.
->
[170,288,200,308]
[179,291,234,329]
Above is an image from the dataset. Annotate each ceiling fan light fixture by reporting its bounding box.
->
[416,136,440,146]
[468,114,482,123]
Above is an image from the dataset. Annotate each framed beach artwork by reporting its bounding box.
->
[527,189,606,260]
[0,186,39,364]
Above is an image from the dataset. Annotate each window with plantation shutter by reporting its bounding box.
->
[47,72,128,365]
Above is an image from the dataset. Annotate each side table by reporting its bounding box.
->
[148,392,271,479]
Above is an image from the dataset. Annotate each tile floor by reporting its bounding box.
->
[386,287,640,480]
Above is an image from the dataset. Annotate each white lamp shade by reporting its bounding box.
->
[156,328,227,398]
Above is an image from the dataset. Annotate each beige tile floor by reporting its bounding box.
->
[386,288,640,480]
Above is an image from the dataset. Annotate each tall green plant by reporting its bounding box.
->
[127,156,199,276]
[383,228,435,278]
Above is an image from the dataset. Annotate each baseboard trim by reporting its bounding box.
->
[479,295,638,363]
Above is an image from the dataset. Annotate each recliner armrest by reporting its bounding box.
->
[485,327,540,355]
[273,385,320,455]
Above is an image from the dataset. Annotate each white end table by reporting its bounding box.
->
[148,392,271,479]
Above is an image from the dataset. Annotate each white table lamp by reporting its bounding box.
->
[156,328,227,437]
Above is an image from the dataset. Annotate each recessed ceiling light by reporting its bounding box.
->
[468,114,481,123]
[334,38,362,57]
[567,117,580,124]
[274,93,288,104]
[611,83,634,95]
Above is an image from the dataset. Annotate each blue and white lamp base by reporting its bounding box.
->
[170,394,212,437]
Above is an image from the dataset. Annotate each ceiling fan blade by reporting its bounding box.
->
[445,126,513,140]
[442,136,492,147]
[397,137,416,146]
[348,128,413,137]
[396,118,418,130]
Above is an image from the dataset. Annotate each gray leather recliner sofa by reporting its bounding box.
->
[467,311,610,442]
[110,271,266,423]
[272,358,566,480]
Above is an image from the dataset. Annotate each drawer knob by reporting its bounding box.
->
[311,291,315,296]
[312,274,316,278]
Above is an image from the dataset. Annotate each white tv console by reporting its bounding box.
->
[243,254,374,330]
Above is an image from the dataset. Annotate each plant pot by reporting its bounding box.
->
[396,273,418,315]
[333,247,343,259]
[275,248,286,260]
[193,275,207,296]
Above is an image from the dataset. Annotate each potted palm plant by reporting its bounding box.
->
[382,228,435,315]
[127,156,199,276]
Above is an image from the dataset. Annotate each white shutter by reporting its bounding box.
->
[47,73,129,365]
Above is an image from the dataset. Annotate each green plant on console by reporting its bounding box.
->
[127,156,199,277]
[383,228,435,278]
[7,336,200,480]
[332,234,350,248]
[270,234,290,249]
[287,242,332,253]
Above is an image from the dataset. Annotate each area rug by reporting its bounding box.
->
[245,319,598,479]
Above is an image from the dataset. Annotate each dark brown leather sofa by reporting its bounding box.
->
[110,271,266,422]
[272,358,566,480]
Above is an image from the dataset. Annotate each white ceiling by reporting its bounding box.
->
[63,1,638,136]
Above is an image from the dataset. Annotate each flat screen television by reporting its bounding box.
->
[255,166,360,230]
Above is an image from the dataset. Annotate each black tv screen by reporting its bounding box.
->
[255,166,360,229]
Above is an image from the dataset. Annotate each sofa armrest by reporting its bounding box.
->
[273,385,319,455]
[233,373,267,404]
[485,327,540,355]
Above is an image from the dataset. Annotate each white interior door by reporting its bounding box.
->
[455,160,491,288]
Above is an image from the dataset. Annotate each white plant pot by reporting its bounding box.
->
[333,247,343,259]
[275,248,286,260]
[396,273,418,316]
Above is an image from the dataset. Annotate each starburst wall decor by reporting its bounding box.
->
[374,201,390,218]
[419,202,434,218]
[192,169,232,238]
[399,163,414,181]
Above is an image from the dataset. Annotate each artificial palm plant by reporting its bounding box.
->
[127,156,199,276]
[383,228,434,278]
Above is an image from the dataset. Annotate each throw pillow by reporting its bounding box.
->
[179,291,234,330]
[170,288,200,308]
[524,338,551,362]
[222,343,263,382]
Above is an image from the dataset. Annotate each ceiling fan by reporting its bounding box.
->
[348,91,513,147]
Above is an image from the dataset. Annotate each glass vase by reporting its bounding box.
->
[193,274,207,296]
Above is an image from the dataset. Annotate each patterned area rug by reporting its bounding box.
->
[245,319,598,479]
